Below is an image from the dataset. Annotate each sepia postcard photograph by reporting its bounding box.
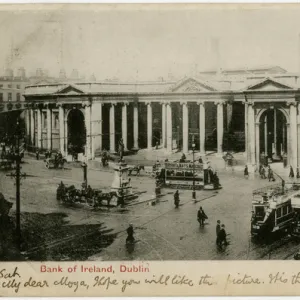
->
[2,2,300,296]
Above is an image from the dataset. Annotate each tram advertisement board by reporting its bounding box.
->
[165,162,204,171]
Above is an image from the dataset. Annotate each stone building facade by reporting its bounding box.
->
[23,67,300,170]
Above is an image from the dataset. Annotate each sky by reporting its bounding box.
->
[1,4,300,81]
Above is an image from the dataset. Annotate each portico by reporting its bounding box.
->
[23,75,300,169]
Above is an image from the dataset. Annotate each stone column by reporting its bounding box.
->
[30,108,35,145]
[288,100,298,170]
[181,101,188,154]
[122,102,128,151]
[274,109,278,158]
[283,124,286,154]
[85,103,92,160]
[215,100,225,155]
[46,105,52,150]
[198,101,205,155]
[248,101,256,165]
[146,102,153,150]
[25,110,30,137]
[109,103,116,153]
[37,108,42,149]
[287,123,290,166]
[255,122,260,167]
[133,104,139,149]
[166,102,172,151]
[58,105,65,155]
[91,102,103,156]
[264,115,268,155]
[161,103,166,148]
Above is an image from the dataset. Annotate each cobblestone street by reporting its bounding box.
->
[1,156,299,260]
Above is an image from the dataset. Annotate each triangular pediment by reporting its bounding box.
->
[56,84,84,95]
[246,78,293,91]
[170,77,217,93]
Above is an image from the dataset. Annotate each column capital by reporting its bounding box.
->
[122,101,129,106]
[214,100,226,106]
[197,101,205,106]
[247,100,255,106]
[82,101,91,108]
[145,101,152,106]
[110,102,117,106]
[164,101,171,106]
[286,100,297,107]
[56,102,65,108]
[180,100,188,106]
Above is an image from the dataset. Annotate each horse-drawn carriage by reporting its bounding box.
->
[45,152,67,169]
[56,181,118,207]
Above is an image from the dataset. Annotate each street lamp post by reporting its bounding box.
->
[81,161,87,186]
[192,135,196,200]
[6,119,28,250]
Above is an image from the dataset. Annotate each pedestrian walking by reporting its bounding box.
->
[36,149,40,160]
[216,220,221,245]
[260,166,266,179]
[174,190,180,208]
[126,223,135,244]
[289,165,295,178]
[198,156,203,164]
[244,165,249,179]
[197,206,207,227]
[217,224,228,248]
[268,166,275,182]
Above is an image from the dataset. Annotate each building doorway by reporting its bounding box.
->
[259,108,287,162]
[67,109,86,156]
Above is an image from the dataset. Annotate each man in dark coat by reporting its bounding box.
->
[197,206,207,227]
[218,224,228,247]
[126,224,135,243]
[289,165,295,178]
[216,220,221,245]
[244,165,249,179]
[174,190,180,208]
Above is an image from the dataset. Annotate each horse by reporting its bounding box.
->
[128,165,145,176]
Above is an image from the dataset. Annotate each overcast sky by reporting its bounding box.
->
[1,4,300,81]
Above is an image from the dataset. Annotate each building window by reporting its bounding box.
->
[0,84,3,89]
[16,93,20,101]
[8,93,12,102]
[8,84,12,88]
[16,84,20,89]
[0,93,3,102]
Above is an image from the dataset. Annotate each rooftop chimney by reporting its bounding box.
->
[59,68,67,80]
[17,67,26,78]
[89,74,96,82]
[36,68,43,78]
[4,68,13,78]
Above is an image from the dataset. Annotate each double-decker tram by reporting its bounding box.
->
[162,161,221,190]
[251,182,299,238]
